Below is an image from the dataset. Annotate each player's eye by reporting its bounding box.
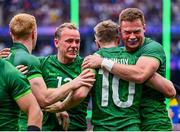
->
[134,30,141,34]
[65,39,73,43]
[123,31,131,35]
[75,39,80,44]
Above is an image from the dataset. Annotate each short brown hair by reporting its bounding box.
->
[54,23,77,39]
[119,8,145,25]
[9,13,36,40]
[94,20,119,43]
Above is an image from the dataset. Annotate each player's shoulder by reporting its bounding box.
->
[0,58,20,76]
[140,37,164,54]
[0,58,13,69]
[14,48,38,61]
[144,37,162,48]
[0,59,8,73]
[38,55,56,71]
[22,53,40,66]
[9,51,40,69]
[38,55,54,63]
[74,55,83,64]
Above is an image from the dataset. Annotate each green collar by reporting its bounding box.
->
[101,46,121,52]
[12,42,30,53]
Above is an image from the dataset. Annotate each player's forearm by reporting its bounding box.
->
[45,69,95,106]
[30,69,95,108]
[30,83,73,108]
[101,56,159,84]
[146,73,176,98]
[111,63,149,83]
[16,93,43,129]
[42,101,64,113]
[60,86,91,111]
[58,70,94,111]
[43,82,75,107]
[27,105,43,129]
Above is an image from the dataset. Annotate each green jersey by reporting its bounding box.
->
[0,58,31,131]
[92,47,142,131]
[6,42,42,130]
[7,42,42,79]
[132,37,172,130]
[39,55,89,131]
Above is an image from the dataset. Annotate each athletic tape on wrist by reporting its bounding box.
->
[101,58,115,72]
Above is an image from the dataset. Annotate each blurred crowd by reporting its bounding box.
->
[1,0,69,26]
[1,0,163,26]
[0,0,180,66]
[1,0,179,26]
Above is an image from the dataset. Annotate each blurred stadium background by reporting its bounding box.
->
[0,0,180,130]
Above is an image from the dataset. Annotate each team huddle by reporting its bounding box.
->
[0,8,176,131]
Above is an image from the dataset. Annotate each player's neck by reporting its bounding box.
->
[14,40,33,54]
[57,53,74,64]
[100,41,118,49]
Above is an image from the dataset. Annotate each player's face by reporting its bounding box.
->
[120,19,145,52]
[55,28,80,63]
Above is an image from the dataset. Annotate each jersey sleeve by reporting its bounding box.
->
[25,55,42,80]
[140,42,166,65]
[4,61,31,101]
[11,51,42,80]
[38,56,46,66]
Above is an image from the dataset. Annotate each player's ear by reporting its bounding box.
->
[95,35,100,49]
[118,25,121,33]
[143,24,146,33]
[96,40,101,49]
[9,31,15,40]
[9,31,12,36]
[54,38,59,48]
[31,30,35,40]
[117,36,121,45]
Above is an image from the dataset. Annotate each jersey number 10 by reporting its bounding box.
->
[99,69,135,108]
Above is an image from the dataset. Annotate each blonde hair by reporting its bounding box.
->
[54,23,77,39]
[94,20,119,43]
[119,8,145,25]
[9,13,36,40]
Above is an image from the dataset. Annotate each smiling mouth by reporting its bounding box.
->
[128,39,138,45]
[68,50,78,54]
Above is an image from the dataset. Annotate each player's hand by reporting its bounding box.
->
[82,54,103,70]
[0,48,10,58]
[16,65,28,75]
[70,69,95,89]
[56,111,69,131]
[43,102,64,113]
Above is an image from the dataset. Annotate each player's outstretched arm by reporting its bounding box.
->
[145,73,176,98]
[16,93,43,131]
[44,69,95,112]
[57,69,95,111]
[29,69,95,108]
[42,101,65,113]
[82,55,160,84]
[109,56,160,83]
